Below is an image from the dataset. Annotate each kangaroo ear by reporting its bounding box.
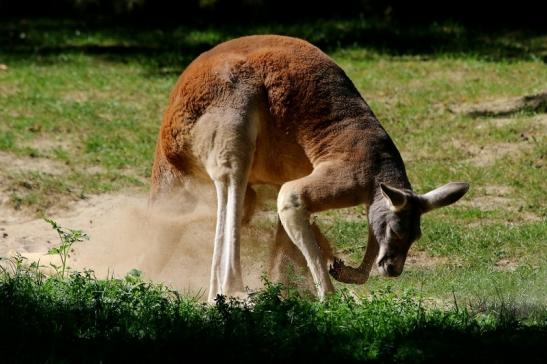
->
[380,183,408,212]
[420,182,469,213]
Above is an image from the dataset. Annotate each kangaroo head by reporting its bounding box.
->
[369,182,469,277]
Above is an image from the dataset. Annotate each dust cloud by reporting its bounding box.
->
[1,183,276,300]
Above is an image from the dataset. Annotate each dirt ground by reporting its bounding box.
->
[0,186,272,297]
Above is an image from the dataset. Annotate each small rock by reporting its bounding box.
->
[2,233,8,238]
[0,64,7,71]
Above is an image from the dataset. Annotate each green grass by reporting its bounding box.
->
[0,19,545,212]
[320,216,546,305]
[0,18,546,360]
[0,262,545,363]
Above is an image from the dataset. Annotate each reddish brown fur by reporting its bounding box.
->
[152,35,409,200]
[147,35,466,301]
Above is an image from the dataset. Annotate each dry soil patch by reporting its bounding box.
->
[449,91,547,116]
[0,189,270,297]
[452,139,533,167]
[0,151,70,176]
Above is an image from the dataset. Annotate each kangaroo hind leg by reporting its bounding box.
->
[199,110,257,303]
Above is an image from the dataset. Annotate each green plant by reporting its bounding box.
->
[0,266,545,363]
[45,218,88,278]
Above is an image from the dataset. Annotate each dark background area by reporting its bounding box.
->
[0,0,545,29]
[1,0,545,68]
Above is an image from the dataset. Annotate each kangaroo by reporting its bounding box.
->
[150,35,469,302]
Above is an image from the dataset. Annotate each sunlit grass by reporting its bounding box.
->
[0,19,545,314]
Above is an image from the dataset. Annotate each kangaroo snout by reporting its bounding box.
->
[377,254,405,277]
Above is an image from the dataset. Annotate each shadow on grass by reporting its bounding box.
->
[449,91,547,118]
[468,92,547,118]
[1,265,546,363]
[0,18,545,77]
[6,325,546,363]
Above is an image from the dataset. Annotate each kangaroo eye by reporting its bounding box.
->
[388,222,405,239]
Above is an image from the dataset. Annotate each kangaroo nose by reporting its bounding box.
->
[386,263,401,277]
